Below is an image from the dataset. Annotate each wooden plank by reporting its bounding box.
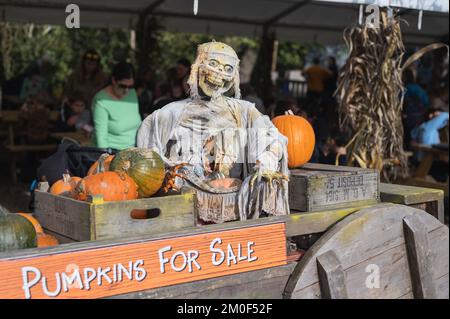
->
[380,183,445,223]
[92,193,195,241]
[34,190,92,241]
[316,250,347,299]
[0,221,286,299]
[403,215,436,299]
[112,264,296,299]
[380,183,444,205]
[6,144,57,152]
[286,206,367,237]
[401,178,448,197]
[425,200,444,225]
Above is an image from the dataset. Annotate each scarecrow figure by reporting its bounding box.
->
[137,42,289,222]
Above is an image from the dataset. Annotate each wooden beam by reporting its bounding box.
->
[403,215,436,299]
[141,0,166,18]
[316,250,348,299]
[264,0,310,27]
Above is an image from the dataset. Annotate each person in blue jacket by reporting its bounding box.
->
[411,108,449,182]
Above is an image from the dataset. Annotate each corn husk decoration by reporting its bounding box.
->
[336,11,447,182]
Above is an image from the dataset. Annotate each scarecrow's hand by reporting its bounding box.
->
[162,163,189,193]
[249,169,289,191]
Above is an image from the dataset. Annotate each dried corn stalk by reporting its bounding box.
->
[336,12,446,182]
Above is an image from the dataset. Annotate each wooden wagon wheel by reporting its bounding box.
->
[283,204,449,299]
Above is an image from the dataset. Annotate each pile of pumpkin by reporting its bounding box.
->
[48,147,165,202]
[0,148,166,253]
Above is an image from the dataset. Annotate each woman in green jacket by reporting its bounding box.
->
[92,62,142,150]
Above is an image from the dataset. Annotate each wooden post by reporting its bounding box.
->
[403,215,436,299]
[316,250,348,299]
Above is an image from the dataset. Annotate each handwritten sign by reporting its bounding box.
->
[0,222,286,299]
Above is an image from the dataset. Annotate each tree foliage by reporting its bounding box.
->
[1,21,317,99]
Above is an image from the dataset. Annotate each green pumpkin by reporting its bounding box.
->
[110,148,165,198]
[0,206,37,252]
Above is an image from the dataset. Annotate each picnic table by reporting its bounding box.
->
[0,110,59,184]
[406,143,449,197]
[49,131,92,146]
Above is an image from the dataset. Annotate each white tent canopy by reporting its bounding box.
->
[0,0,448,45]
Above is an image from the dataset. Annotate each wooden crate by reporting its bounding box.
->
[34,190,195,242]
[288,163,380,212]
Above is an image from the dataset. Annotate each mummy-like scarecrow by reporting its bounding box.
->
[137,42,289,223]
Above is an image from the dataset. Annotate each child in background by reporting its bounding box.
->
[58,91,93,134]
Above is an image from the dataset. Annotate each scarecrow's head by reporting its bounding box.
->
[188,41,241,99]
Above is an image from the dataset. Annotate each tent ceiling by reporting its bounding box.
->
[0,0,448,45]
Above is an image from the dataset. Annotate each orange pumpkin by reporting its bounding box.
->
[50,173,82,196]
[87,154,115,176]
[272,111,316,168]
[75,171,139,202]
[36,233,59,247]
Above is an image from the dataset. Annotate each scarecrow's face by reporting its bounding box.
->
[198,51,238,97]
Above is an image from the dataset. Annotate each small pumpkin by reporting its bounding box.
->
[272,110,316,168]
[87,153,115,176]
[37,233,59,247]
[0,206,37,252]
[16,212,59,248]
[75,171,139,202]
[110,148,165,198]
[49,172,82,196]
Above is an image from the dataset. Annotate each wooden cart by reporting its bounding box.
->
[0,165,448,299]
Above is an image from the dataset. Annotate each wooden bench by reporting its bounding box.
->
[4,143,57,184]
[380,183,445,224]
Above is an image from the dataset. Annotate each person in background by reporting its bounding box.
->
[18,92,52,182]
[241,84,266,115]
[324,56,339,99]
[404,68,430,109]
[411,107,449,146]
[411,107,449,182]
[57,91,92,134]
[176,58,191,98]
[151,82,173,114]
[92,62,141,150]
[303,57,332,105]
[63,49,108,109]
[12,53,55,111]
[430,86,449,112]
[271,97,299,119]
[19,91,50,144]
[318,130,348,166]
[403,68,430,147]
[136,68,154,119]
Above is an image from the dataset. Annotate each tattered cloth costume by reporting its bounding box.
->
[137,42,289,222]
